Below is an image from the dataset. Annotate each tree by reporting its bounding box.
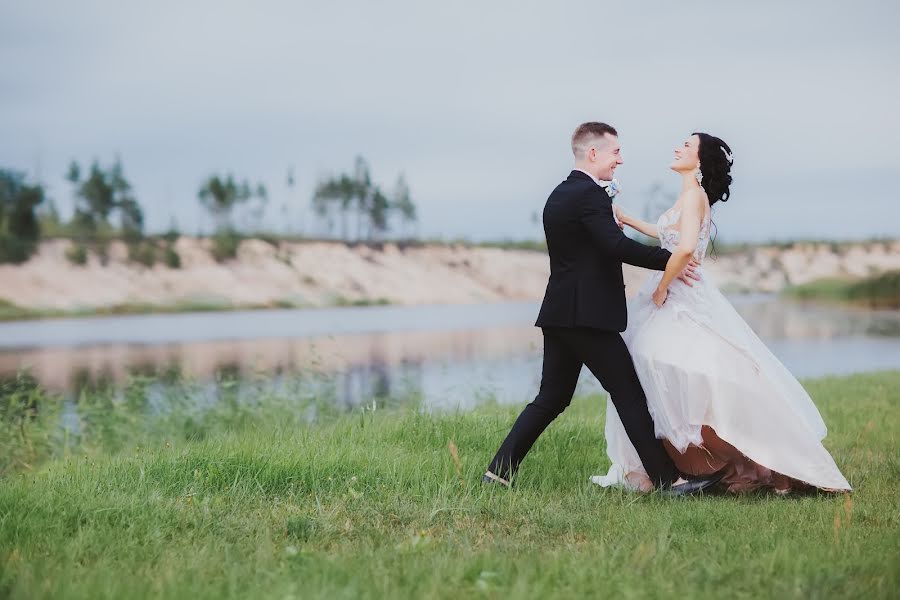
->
[313,157,377,241]
[353,156,372,240]
[117,197,144,243]
[284,166,296,236]
[109,160,142,242]
[197,174,263,232]
[246,183,269,234]
[312,157,419,242]
[198,173,266,263]
[66,158,143,241]
[312,174,354,238]
[0,169,45,263]
[37,197,64,237]
[368,188,390,239]
[392,173,417,238]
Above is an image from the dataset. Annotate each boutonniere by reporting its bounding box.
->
[599,178,620,199]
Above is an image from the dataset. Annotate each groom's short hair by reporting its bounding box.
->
[572,122,618,158]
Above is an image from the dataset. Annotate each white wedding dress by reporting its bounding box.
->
[594,203,851,492]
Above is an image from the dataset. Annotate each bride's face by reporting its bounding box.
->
[670,135,701,173]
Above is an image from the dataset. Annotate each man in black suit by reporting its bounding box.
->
[483,122,719,494]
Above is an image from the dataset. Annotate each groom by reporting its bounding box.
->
[483,122,719,494]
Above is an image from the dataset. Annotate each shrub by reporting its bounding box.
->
[66,243,88,265]
[162,223,180,244]
[847,270,900,309]
[212,230,241,262]
[164,245,181,269]
[128,241,157,267]
[0,169,45,264]
[0,233,36,264]
[257,233,281,248]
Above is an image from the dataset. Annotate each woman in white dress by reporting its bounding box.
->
[594,133,851,494]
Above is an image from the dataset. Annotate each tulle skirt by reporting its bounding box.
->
[593,270,851,493]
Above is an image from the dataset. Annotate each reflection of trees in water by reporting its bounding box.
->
[0,326,539,397]
[159,361,185,384]
[215,363,243,383]
[372,365,390,399]
[70,366,115,395]
[0,349,456,471]
[328,359,427,411]
[328,333,428,410]
[735,297,900,339]
[69,371,134,449]
[863,315,900,337]
[128,361,158,379]
[339,362,391,409]
[7,304,897,414]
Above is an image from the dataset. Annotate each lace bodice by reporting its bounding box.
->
[657,204,712,262]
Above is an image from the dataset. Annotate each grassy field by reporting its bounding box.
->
[0,371,898,599]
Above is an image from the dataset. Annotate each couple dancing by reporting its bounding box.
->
[483,122,851,495]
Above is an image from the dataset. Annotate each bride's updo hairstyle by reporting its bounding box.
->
[693,132,733,206]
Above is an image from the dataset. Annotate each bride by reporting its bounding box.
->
[594,133,851,494]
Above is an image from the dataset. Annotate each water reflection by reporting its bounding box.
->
[730,294,900,338]
[1,297,898,411]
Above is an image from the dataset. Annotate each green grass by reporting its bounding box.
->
[0,298,33,320]
[0,296,398,322]
[784,271,900,309]
[713,238,897,256]
[0,371,898,599]
[0,299,238,322]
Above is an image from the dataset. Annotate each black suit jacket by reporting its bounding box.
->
[535,170,671,331]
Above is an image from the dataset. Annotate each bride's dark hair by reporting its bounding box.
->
[693,132,733,206]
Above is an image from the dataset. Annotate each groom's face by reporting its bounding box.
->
[591,134,623,181]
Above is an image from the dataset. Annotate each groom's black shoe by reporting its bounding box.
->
[662,469,727,497]
[481,471,511,488]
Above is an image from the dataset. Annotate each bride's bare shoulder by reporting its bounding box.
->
[678,188,708,212]
[681,187,706,203]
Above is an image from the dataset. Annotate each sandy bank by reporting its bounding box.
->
[0,238,553,311]
[1,238,897,314]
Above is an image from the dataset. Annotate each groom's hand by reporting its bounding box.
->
[677,259,702,287]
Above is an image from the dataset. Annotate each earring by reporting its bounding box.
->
[695,166,703,186]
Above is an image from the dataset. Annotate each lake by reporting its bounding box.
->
[1,295,899,411]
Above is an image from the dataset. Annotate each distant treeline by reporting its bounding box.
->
[0,156,418,266]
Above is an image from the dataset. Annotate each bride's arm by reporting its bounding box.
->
[654,191,704,300]
[614,206,659,239]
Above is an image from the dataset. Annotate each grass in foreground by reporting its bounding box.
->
[0,371,898,599]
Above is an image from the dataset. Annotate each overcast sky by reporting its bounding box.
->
[2,1,898,242]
